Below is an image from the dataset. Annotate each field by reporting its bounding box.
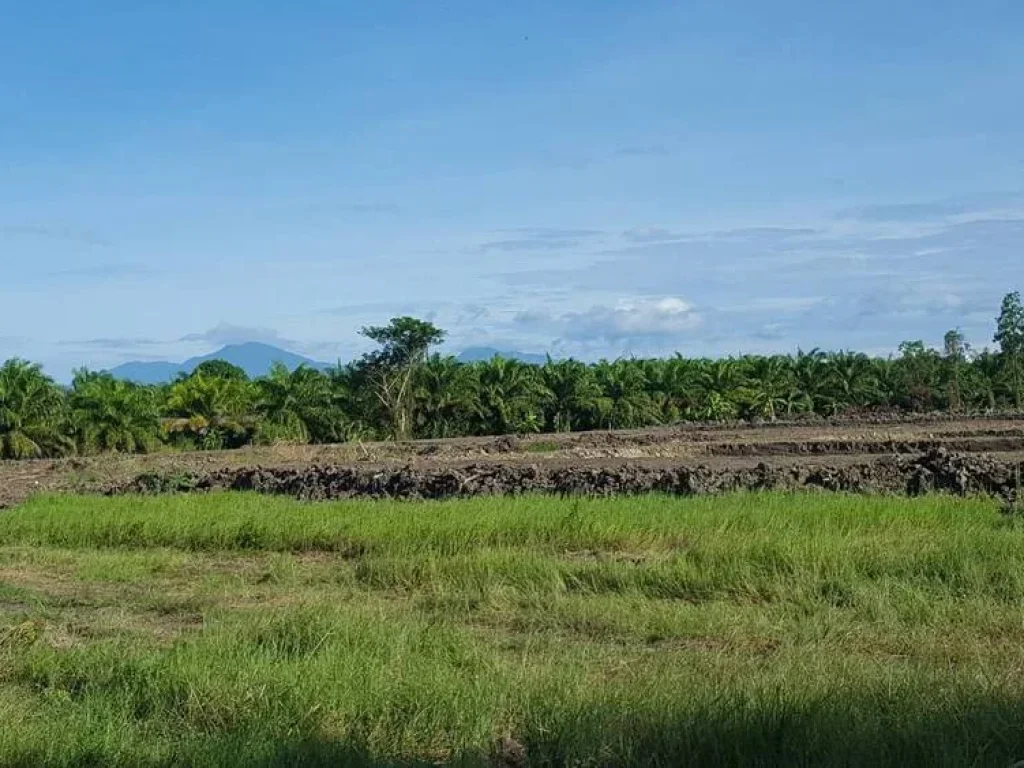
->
[2,415,1022,508]
[3,491,1024,766]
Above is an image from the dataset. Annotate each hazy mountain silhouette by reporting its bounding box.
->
[109,343,553,384]
[108,343,330,383]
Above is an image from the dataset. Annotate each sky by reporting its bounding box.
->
[2,0,1023,380]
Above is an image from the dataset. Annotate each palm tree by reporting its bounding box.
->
[163,373,255,449]
[822,351,879,415]
[691,358,743,421]
[414,355,481,438]
[743,355,794,421]
[789,349,828,415]
[540,358,603,432]
[474,357,550,435]
[971,350,1010,411]
[639,355,705,424]
[69,370,160,453]
[255,364,337,443]
[0,359,72,459]
[869,357,899,409]
[325,363,386,442]
[592,359,660,429]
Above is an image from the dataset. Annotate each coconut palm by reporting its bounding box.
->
[69,370,161,453]
[0,359,72,459]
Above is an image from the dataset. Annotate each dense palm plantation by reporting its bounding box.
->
[1,294,1023,458]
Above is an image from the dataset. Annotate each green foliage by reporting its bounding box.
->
[413,354,480,438]
[0,359,71,459]
[540,358,603,431]
[357,317,447,440]
[255,364,339,444]
[474,356,549,434]
[3,295,1024,458]
[189,359,250,382]
[995,291,1024,407]
[593,359,659,429]
[163,373,255,449]
[69,370,161,454]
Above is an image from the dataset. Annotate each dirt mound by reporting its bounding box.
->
[3,415,1021,510]
[115,449,1023,503]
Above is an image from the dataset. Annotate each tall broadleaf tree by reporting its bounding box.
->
[357,317,446,440]
[942,329,969,412]
[995,291,1024,408]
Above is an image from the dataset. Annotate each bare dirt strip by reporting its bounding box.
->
[0,415,1015,512]
[2,414,1023,508]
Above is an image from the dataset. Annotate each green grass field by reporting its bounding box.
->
[2,492,1024,766]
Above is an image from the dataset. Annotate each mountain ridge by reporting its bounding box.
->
[108,343,551,384]
[108,343,329,384]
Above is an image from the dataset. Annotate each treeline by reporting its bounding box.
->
[1,293,1023,460]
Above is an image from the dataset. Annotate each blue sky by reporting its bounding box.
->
[2,0,1023,379]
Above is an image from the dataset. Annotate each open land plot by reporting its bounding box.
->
[2,414,1022,508]
[3,492,1024,766]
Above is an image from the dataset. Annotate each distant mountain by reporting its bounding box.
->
[105,361,183,385]
[108,343,330,384]
[109,342,553,384]
[456,346,550,365]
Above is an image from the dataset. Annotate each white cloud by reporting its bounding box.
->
[516,296,702,344]
[179,323,294,347]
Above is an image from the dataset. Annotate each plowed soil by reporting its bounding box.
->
[3,414,1024,507]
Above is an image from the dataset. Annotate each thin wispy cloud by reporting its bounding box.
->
[709,227,821,241]
[504,227,604,239]
[475,227,604,254]
[58,337,163,350]
[836,201,972,222]
[622,227,689,243]
[51,263,152,280]
[0,224,111,248]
